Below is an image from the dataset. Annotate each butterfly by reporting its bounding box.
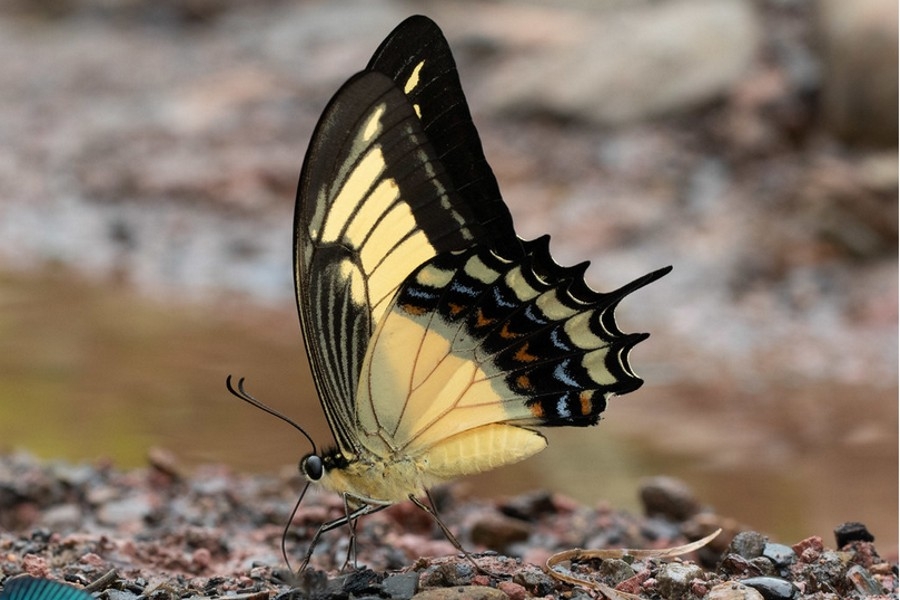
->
[228,14,670,570]
[0,577,92,600]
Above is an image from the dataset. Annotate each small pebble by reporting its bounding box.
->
[96,496,152,527]
[419,563,476,588]
[106,590,139,600]
[720,554,765,577]
[495,580,527,600]
[469,513,531,551]
[598,558,635,584]
[499,491,556,521]
[791,536,824,559]
[706,582,765,600]
[655,562,704,599]
[846,564,885,595]
[729,531,767,559]
[42,504,83,529]
[639,476,700,521]
[615,570,650,595]
[410,586,509,600]
[741,576,797,600]
[761,543,796,570]
[382,572,419,599]
[511,570,556,597]
[833,522,875,548]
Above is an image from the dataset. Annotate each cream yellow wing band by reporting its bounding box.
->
[423,424,547,480]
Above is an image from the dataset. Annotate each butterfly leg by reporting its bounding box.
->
[341,493,362,571]
[410,491,501,578]
[298,501,388,573]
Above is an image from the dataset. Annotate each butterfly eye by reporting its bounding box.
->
[301,454,324,481]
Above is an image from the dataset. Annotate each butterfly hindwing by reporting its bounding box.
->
[353,241,670,479]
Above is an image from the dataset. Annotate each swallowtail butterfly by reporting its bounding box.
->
[229,14,670,570]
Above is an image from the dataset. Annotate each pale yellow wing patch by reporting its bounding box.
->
[423,424,547,480]
[356,295,542,468]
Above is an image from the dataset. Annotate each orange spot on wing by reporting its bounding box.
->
[401,302,427,316]
[514,342,538,363]
[499,322,518,339]
[516,374,533,392]
[579,391,593,415]
[448,302,465,316]
[530,402,544,418]
[475,308,495,328]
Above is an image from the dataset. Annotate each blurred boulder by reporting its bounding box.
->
[815,0,898,147]
[477,0,761,125]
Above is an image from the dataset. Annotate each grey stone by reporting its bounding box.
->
[656,561,704,599]
[728,531,767,559]
[481,0,761,124]
[741,576,797,600]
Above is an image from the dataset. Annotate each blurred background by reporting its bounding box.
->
[0,0,896,554]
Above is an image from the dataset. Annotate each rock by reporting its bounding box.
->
[761,543,796,573]
[495,581,527,600]
[479,0,760,124]
[411,587,508,600]
[846,564,886,596]
[510,570,556,597]
[498,491,556,521]
[469,513,532,551]
[791,536,824,562]
[95,495,153,527]
[382,572,419,599]
[706,582,766,600]
[833,521,875,547]
[729,531,767,559]
[815,0,898,146]
[105,590,139,600]
[655,561,704,599]
[42,504,83,530]
[639,476,701,521]
[740,576,797,600]
[598,558,635,585]
[419,562,477,588]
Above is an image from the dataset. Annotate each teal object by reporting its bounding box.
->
[0,577,92,600]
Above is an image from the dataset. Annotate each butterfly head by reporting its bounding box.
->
[299,448,349,482]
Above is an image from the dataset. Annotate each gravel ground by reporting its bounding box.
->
[1,452,896,599]
[0,2,896,598]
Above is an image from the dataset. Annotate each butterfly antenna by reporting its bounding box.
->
[225,375,318,454]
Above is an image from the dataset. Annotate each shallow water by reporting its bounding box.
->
[1,268,895,555]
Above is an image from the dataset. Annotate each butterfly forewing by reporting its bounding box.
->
[367,17,520,258]
[295,23,526,455]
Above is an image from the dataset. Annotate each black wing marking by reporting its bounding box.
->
[367,15,521,259]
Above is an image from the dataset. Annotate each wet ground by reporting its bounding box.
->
[1,269,896,556]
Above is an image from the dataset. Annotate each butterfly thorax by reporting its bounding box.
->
[302,447,437,505]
